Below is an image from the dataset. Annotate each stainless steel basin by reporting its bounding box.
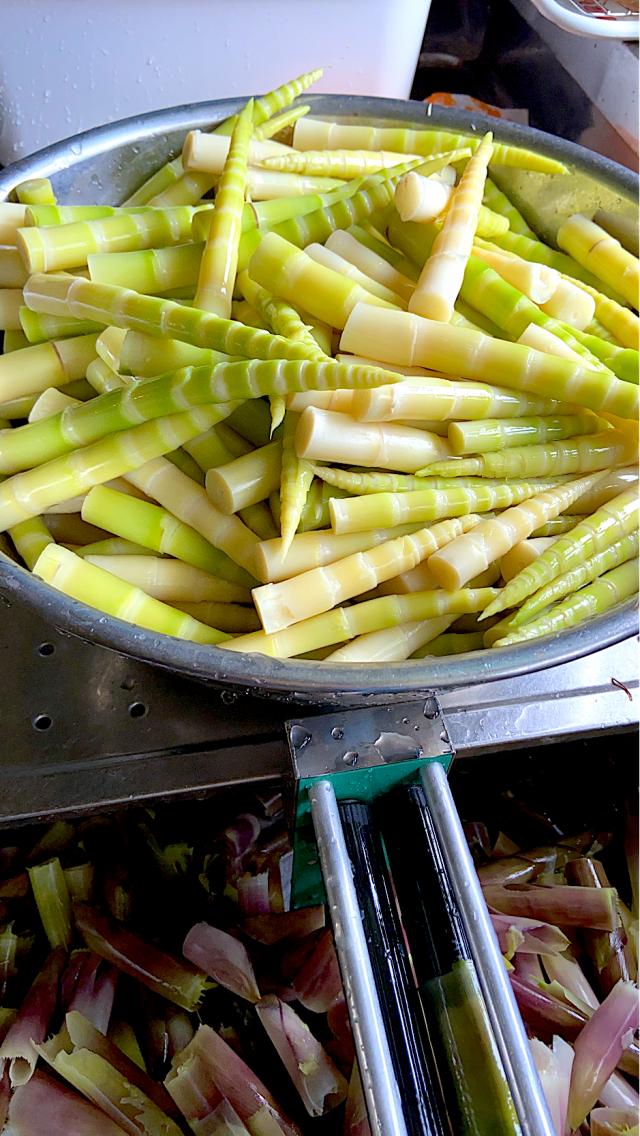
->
[0,94,637,702]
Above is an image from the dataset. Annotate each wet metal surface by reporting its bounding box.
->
[1,599,636,825]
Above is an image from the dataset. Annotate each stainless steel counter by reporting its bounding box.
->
[2,597,637,825]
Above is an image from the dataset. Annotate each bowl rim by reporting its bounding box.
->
[0,92,637,200]
[0,93,637,702]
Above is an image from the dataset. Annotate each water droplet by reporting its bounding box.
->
[342,750,359,767]
[330,726,344,741]
[423,697,439,720]
[220,689,237,705]
[374,731,423,761]
[290,724,312,750]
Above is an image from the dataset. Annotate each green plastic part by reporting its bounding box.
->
[291,751,453,908]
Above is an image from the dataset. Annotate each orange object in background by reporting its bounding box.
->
[425,93,530,125]
[426,92,508,116]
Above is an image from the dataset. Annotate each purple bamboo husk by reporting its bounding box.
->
[59,1009,182,1120]
[541,953,600,1015]
[568,979,640,1129]
[74,903,207,1011]
[463,820,493,863]
[327,995,355,1072]
[0,946,66,1086]
[279,935,314,986]
[531,965,639,1082]
[598,1069,640,1110]
[491,830,520,859]
[483,884,619,930]
[478,833,594,887]
[537,872,570,888]
[141,1008,171,1077]
[278,850,293,912]
[0,872,29,899]
[617,1039,639,1078]
[8,1068,125,1136]
[565,859,632,998]
[0,846,21,876]
[256,995,348,1117]
[224,813,262,863]
[498,922,524,961]
[510,973,588,1042]
[490,912,570,957]
[479,852,556,886]
[165,1047,224,1124]
[199,1097,253,1136]
[237,872,271,915]
[166,1008,194,1060]
[177,1023,302,1136]
[344,1062,371,1136]
[218,1024,243,1055]
[183,922,260,1003]
[597,927,632,995]
[241,908,325,946]
[513,952,546,985]
[46,1045,185,1136]
[590,1106,640,1136]
[529,1036,574,1136]
[0,1064,10,1129]
[617,901,638,983]
[289,928,343,1014]
[565,859,612,891]
[61,950,118,1034]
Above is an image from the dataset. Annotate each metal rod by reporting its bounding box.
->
[338,800,450,1136]
[309,780,408,1136]
[380,786,520,1135]
[420,761,556,1136]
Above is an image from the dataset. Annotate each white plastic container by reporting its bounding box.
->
[0,0,431,165]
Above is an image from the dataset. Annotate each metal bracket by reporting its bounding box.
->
[287,696,455,908]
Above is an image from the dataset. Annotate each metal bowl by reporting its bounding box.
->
[0,94,637,703]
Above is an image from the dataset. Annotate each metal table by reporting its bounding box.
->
[3,596,637,825]
[2,598,637,1136]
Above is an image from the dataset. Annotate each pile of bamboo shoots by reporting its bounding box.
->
[0,67,637,664]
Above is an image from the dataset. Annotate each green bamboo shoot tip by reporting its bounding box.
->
[409,133,493,323]
[427,472,608,590]
[194,98,255,318]
[494,560,638,646]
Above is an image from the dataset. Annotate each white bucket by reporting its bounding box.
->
[0,0,432,164]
